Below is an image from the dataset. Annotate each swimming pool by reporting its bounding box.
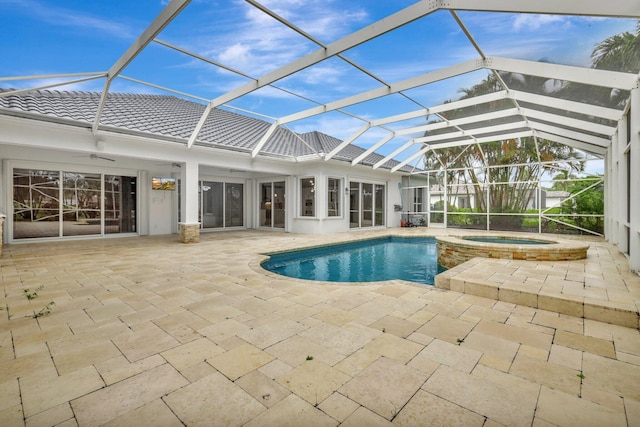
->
[262,236,442,285]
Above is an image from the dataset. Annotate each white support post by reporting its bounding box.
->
[486,166,490,231]
[443,170,448,228]
[179,160,200,243]
[629,87,640,272]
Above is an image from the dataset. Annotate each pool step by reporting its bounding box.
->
[435,257,639,329]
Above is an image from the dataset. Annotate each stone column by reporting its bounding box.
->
[179,223,200,243]
[179,161,200,243]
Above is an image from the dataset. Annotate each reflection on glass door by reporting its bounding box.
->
[260,181,285,228]
[13,169,60,238]
[63,172,101,236]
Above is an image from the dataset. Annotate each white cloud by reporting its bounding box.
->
[217,43,256,71]
[512,14,569,32]
[193,1,369,79]
[296,65,344,85]
[7,0,136,38]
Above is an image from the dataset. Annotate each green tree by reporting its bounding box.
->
[557,176,604,234]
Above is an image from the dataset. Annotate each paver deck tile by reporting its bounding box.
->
[554,330,616,358]
[161,337,225,371]
[94,354,166,385]
[339,357,429,421]
[238,316,308,349]
[417,338,482,373]
[364,332,423,363]
[71,363,188,426]
[235,370,291,408]
[461,330,520,362]
[509,353,581,396]
[243,394,336,427]
[475,318,553,350]
[548,344,583,370]
[164,371,266,426]
[111,321,181,362]
[208,342,275,381]
[101,399,184,427]
[266,334,345,367]
[394,390,485,427]
[49,339,122,375]
[340,406,395,427]
[317,392,360,423]
[535,386,627,426]
[416,313,476,344]
[278,358,351,406]
[424,364,539,427]
[582,352,640,401]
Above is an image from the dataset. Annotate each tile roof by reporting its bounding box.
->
[0,89,414,172]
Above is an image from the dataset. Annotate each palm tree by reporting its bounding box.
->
[591,21,640,73]
[557,20,640,109]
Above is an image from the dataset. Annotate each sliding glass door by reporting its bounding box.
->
[12,168,137,239]
[201,181,244,229]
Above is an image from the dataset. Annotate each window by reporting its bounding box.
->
[300,177,315,217]
[327,178,341,217]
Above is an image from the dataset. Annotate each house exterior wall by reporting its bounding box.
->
[0,115,404,243]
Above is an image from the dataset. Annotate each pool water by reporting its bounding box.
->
[463,237,551,245]
[262,237,442,285]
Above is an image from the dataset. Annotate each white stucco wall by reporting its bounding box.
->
[0,115,409,243]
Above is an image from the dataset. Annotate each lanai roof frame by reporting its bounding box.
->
[0,0,639,170]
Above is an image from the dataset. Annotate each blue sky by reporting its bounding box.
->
[0,0,636,160]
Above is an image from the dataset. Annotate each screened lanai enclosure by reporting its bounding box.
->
[0,0,639,270]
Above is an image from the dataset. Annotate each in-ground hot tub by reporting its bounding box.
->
[437,235,589,269]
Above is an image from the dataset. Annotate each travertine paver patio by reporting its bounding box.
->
[1,228,640,426]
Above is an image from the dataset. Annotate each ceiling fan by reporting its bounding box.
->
[74,153,116,162]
